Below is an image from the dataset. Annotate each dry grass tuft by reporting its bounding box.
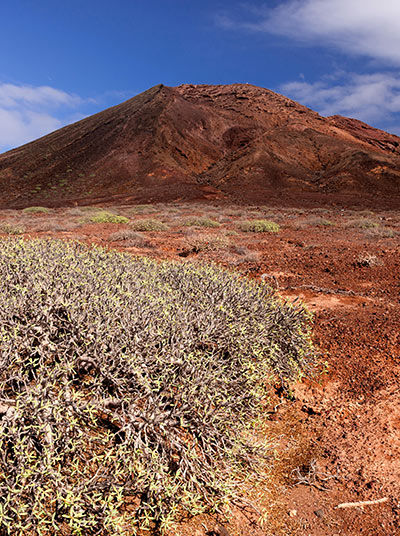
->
[0,222,25,235]
[108,229,154,247]
[239,220,280,233]
[182,217,221,228]
[129,218,168,231]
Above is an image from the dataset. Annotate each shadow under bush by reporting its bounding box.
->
[0,238,315,535]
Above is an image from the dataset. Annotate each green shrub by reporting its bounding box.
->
[183,217,220,228]
[0,222,25,235]
[239,220,280,233]
[130,218,168,231]
[88,211,129,224]
[22,206,50,214]
[0,239,314,535]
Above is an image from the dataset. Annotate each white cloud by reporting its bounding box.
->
[223,0,400,65]
[0,84,82,109]
[0,109,62,148]
[281,72,400,124]
[0,83,85,152]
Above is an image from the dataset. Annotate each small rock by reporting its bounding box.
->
[288,509,298,517]
[314,508,324,518]
[207,524,231,536]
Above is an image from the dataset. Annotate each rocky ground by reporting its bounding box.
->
[1,202,399,535]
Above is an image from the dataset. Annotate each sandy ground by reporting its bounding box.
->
[1,202,399,535]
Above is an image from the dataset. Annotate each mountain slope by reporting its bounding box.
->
[1,83,399,208]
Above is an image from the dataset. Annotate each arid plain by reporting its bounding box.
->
[1,201,399,535]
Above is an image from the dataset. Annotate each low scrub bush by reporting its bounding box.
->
[108,229,153,247]
[22,206,50,214]
[306,217,335,227]
[79,206,99,212]
[30,221,67,233]
[128,204,157,215]
[239,220,280,233]
[233,245,262,263]
[87,210,129,224]
[182,217,220,228]
[0,222,25,235]
[345,218,379,230]
[225,229,239,236]
[364,226,395,238]
[185,233,230,252]
[130,218,168,231]
[0,239,315,534]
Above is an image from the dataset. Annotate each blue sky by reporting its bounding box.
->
[1,0,400,152]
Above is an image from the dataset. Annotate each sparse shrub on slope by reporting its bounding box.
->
[0,222,25,235]
[184,232,230,252]
[108,229,154,248]
[0,239,315,535]
[129,218,168,231]
[128,204,157,214]
[88,210,129,224]
[22,206,50,214]
[306,217,334,227]
[239,220,280,233]
[182,217,220,228]
[345,217,379,229]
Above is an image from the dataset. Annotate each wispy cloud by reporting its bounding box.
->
[219,0,400,64]
[218,2,400,131]
[0,83,87,152]
[281,72,400,125]
[0,84,83,109]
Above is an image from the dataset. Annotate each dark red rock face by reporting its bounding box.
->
[0,83,399,208]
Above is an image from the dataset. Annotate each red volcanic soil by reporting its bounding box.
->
[1,203,399,535]
[0,83,400,209]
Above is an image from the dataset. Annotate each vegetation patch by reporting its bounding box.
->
[182,217,221,228]
[22,206,50,214]
[345,218,379,229]
[88,211,129,224]
[239,220,280,233]
[128,204,157,214]
[130,218,168,231]
[233,245,262,263]
[108,229,153,247]
[184,233,230,252]
[0,239,315,534]
[306,217,335,227]
[364,226,395,238]
[0,222,25,235]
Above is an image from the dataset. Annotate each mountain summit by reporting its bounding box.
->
[1,83,400,208]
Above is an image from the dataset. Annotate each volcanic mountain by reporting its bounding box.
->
[1,83,400,208]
